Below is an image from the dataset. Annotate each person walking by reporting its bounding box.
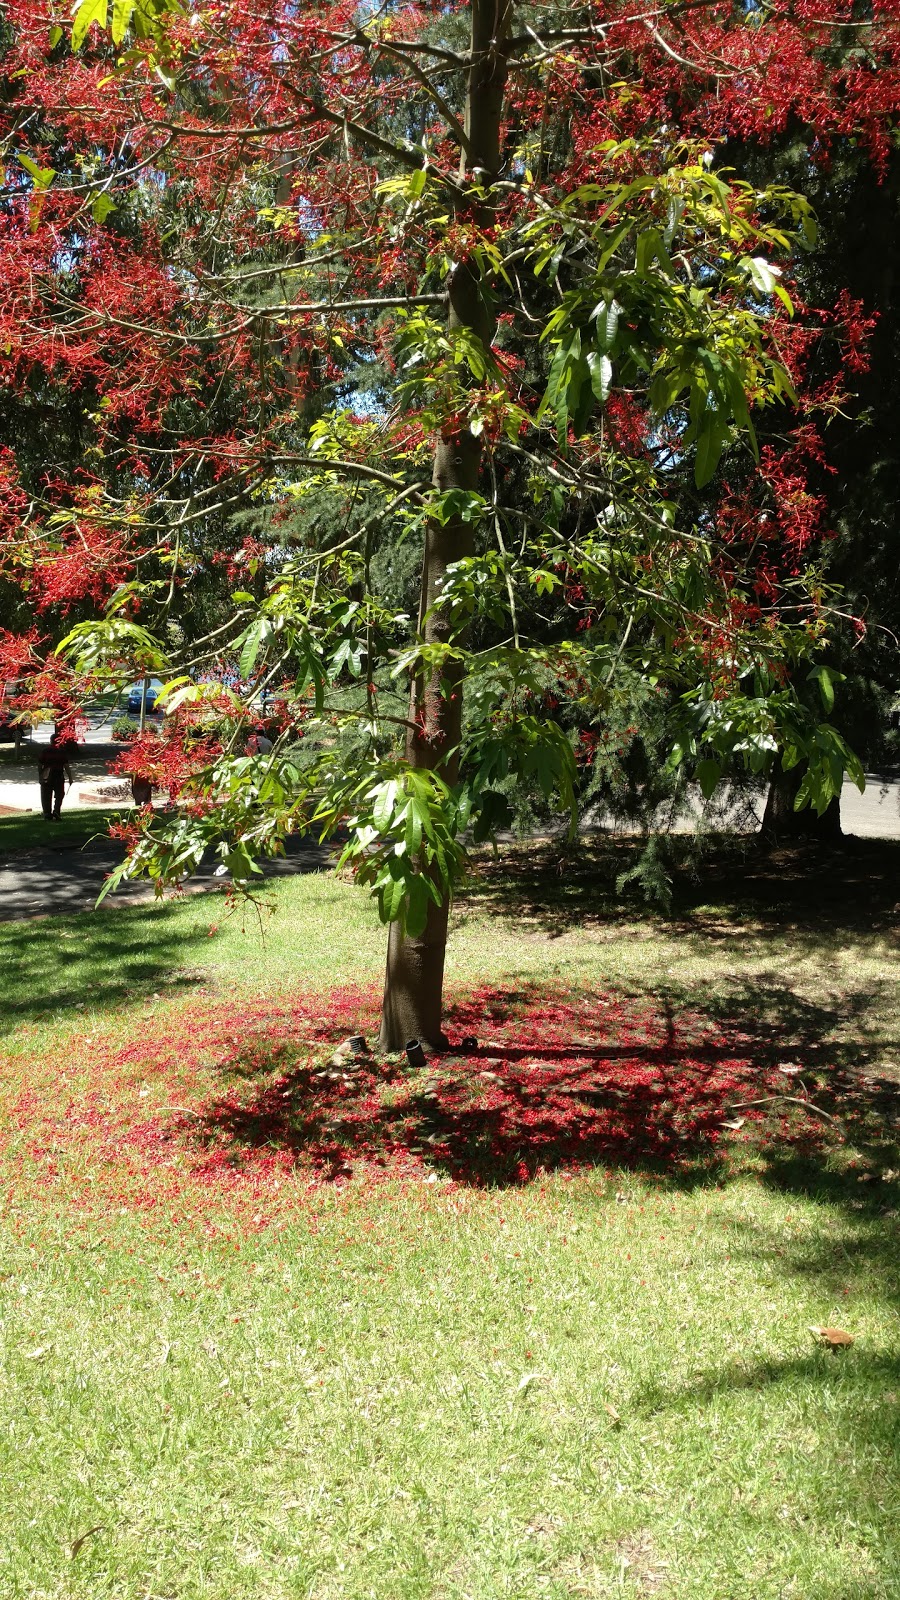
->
[38,728,73,821]
[131,774,152,806]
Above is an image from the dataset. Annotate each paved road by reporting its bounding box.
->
[839,772,900,838]
[0,834,330,922]
[29,708,128,746]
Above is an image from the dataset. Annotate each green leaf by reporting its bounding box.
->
[744,255,777,296]
[112,0,137,44]
[649,367,689,416]
[94,854,131,907]
[771,364,799,405]
[90,191,117,223]
[238,617,273,679]
[694,414,726,487]
[379,869,406,924]
[593,298,620,353]
[71,0,109,51]
[586,351,613,404]
[807,663,836,713]
[223,844,263,881]
[404,798,423,855]
[17,153,55,192]
[695,759,721,800]
[48,24,63,47]
[407,168,427,201]
[153,675,191,707]
[635,228,672,277]
[372,780,399,832]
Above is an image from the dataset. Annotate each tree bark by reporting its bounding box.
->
[760,759,843,845]
[379,0,511,1052]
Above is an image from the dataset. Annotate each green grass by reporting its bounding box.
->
[2,834,896,1073]
[1,1179,896,1599]
[0,807,124,858]
[0,839,898,1598]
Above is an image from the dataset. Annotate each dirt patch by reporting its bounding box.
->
[556,1533,670,1596]
[614,1532,669,1593]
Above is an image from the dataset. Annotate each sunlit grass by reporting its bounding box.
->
[0,842,898,1597]
[1,1175,896,1599]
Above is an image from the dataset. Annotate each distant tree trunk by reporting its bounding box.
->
[760,759,843,844]
[379,0,510,1052]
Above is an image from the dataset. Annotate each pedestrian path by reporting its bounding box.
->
[0,833,329,921]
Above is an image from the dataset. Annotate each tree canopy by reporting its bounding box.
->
[1,0,897,1043]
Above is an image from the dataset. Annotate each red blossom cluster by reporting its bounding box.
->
[109,725,223,803]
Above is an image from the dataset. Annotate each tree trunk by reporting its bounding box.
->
[379,0,510,1052]
[760,759,843,845]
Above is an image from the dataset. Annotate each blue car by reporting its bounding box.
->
[126,678,164,715]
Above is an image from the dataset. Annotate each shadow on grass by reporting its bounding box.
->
[185,982,900,1218]
[636,1343,900,1598]
[460,835,900,954]
[639,1347,900,1416]
[689,975,900,1079]
[0,807,122,858]
[0,898,211,1032]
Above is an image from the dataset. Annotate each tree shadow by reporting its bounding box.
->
[458,835,900,955]
[681,971,900,1081]
[0,834,331,1031]
[631,1344,900,1596]
[183,982,900,1202]
[0,898,211,1032]
[185,1024,741,1186]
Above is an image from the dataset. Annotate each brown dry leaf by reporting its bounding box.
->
[809,1325,854,1348]
[70,1525,104,1559]
[604,1401,622,1426]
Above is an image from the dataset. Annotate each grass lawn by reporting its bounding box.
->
[0,839,897,1598]
[0,808,124,858]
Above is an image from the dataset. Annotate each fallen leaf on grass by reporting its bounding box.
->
[517,1372,545,1393]
[603,1402,622,1426]
[24,1344,52,1360]
[809,1326,854,1348]
[721,1118,746,1131]
[70,1525,104,1559]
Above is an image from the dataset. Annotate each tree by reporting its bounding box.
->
[719,121,900,841]
[2,0,890,1047]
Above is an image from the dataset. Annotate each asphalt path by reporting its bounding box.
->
[0,833,330,922]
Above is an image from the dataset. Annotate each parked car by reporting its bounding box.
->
[0,682,30,741]
[126,678,165,716]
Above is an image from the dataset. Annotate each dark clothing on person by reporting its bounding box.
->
[38,734,73,820]
[40,770,65,821]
